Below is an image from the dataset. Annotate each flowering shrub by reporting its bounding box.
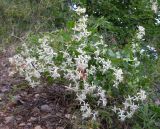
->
[112,90,147,121]
[9,6,158,124]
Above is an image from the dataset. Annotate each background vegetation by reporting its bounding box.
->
[0,0,70,48]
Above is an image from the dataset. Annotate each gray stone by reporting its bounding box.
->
[28,117,37,122]
[34,125,43,129]
[19,123,25,126]
[65,114,71,119]
[26,123,32,126]
[40,104,52,112]
[5,116,15,124]
[35,94,40,98]
[56,127,64,129]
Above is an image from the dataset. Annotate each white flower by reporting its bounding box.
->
[94,49,100,57]
[92,111,98,120]
[130,102,139,112]
[114,90,147,121]
[112,106,118,113]
[80,103,92,119]
[137,89,147,101]
[88,65,96,75]
[123,101,130,110]
[137,26,145,40]
[134,57,140,67]
[133,96,140,101]
[76,93,86,104]
[126,111,133,118]
[151,1,158,13]
[126,95,133,104]
[140,49,145,54]
[33,70,41,78]
[51,67,60,79]
[9,57,15,65]
[75,55,90,70]
[118,109,126,121]
[72,13,91,41]
[138,26,145,32]
[28,79,40,88]
[156,18,160,24]
[147,45,157,52]
[64,69,80,81]
[82,108,92,118]
[75,7,86,15]
[103,60,112,69]
[77,48,86,55]
[97,87,107,106]
[114,68,123,82]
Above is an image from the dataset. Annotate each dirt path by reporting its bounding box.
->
[0,46,76,129]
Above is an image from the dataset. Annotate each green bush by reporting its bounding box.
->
[73,0,160,47]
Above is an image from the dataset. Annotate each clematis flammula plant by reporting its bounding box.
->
[113,89,147,121]
[9,6,150,123]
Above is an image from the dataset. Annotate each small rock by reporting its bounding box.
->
[34,125,43,129]
[27,123,32,126]
[19,123,25,126]
[0,93,4,98]
[1,87,9,93]
[56,113,62,117]
[72,115,77,119]
[56,127,64,129]
[35,94,40,98]
[0,126,9,129]
[32,107,40,114]
[0,112,6,117]
[5,116,14,124]
[42,114,52,120]
[16,116,23,121]
[21,91,27,96]
[12,95,21,103]
[28,117,37,122]
[65,114,71,119]
[41,93,47,96]
[40,104,51,112]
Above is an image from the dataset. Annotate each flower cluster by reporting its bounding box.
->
[155,11,160,25]
[112,89,147,121]
[59,8,124,118]
[140,45,158,59]
[60,43,112,119]
[72,7,91,41]
[36,36,60,79]
[131,42,141,67]
[151,0,158,14]
[137,26,145,40]
[75,6,86,15]
[9,36,59,87]
[9,54,41,87]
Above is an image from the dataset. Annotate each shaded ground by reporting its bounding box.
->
[0,46,77,129]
